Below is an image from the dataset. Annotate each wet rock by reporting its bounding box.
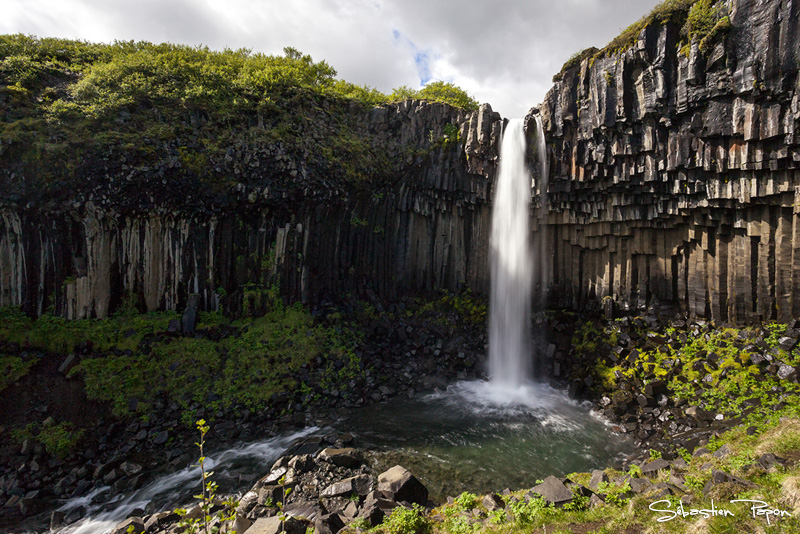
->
[377,465,428,506]
[50,510,66,530]
[64,506,86,525]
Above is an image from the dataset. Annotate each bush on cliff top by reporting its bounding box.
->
[0,35,478,199]
[553,0,730,81]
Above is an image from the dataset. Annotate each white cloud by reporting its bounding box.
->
[1,0,663,117]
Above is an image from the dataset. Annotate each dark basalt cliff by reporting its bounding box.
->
[534,0,800,323]
[3,0,799,324]
[0,100,503,317]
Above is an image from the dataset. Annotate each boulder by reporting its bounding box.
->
[482,493,505,511]
[777,363,797,381]
[377,465,428,505]
[320,474,373,498]
[314,513,345,534]
[243,516,307,534]
[58,354,78,376]
[357,504,385,527]
[284,500,324,521]
[628,478,652,494]
[182,294,200,334]
[641,459,670,476]
[685,406,714,422]
[120,461,143,477]
[530,476,573,507]
[317,448,363,468]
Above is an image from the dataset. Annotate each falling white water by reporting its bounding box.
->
[489,119,533,388]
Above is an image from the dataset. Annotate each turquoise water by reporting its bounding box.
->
[335,380,634,500]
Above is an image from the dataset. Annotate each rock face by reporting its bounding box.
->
[0,101,502,318]
[535,0,800,323]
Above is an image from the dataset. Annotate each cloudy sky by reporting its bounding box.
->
[2,0,661,118]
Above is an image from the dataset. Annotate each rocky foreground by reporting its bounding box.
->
[104,421,800,534]
[4,299,800,532]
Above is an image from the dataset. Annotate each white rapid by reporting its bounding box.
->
[488,118,533,389]
[52,428,316,534]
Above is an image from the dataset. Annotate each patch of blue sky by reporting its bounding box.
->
[392,28,433,86]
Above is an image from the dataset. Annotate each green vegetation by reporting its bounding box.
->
[553,0,731,82]
[551,47,599,83]
[67,302,364,422]
[0,306,177,354]
[0,298,367,425]
[413,289,487,327]
[0,35,478,197]
[11,420,85,459]
[0,353,34,392]
[588,320,800,420]
[376,504,432,534]
[390,81,479,112]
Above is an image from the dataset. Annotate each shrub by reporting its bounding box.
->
[380,504,431,534]
[390,81,479,111]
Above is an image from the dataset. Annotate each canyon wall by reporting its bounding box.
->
[0,102,502,318]
[534,0,800,323]
[3,0,799,324]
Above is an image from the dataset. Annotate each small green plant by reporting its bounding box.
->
[595,480,631,506]
[0,355,35,393]
[453,492,479,511]
[276,474,293,533]
[175,419,238,534]
[509,496,555,525]
[380,504,431,534]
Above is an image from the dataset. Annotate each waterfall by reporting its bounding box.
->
[488,119,533,388]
